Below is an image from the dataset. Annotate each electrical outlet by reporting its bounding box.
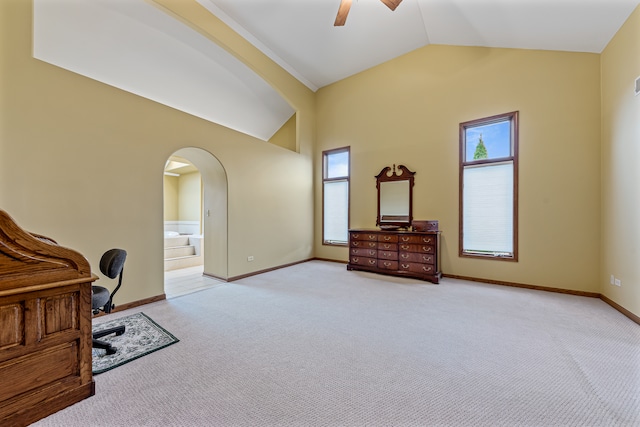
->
[614,278,621,287]
[610,274,615,285]
[247,256,254,262]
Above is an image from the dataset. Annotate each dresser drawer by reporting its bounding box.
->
[399,262,436,275]
[377,234,399,243]
[398,252,435,264]
[378,260,398,270]
[350,240,378,249]
[349,256,378,267]
[398,234,437,245]
[350,248,378,258]
[399,243,435,254]
[350,232,379,242]
[378,250,398,261]
[377,242,398,251]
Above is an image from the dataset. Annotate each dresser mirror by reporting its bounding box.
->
[376,165,415,228]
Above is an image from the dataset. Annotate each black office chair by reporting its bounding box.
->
[92,248,127,355]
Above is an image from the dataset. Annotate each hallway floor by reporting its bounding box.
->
[164,265,224,299]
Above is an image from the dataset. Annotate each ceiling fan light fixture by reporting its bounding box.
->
[334,0,403,27]
[380,0,402,11]
[334,0,352,26]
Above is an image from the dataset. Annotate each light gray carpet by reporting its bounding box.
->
[34,261,639,426]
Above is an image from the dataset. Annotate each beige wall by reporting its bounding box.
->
[316,45,602,293]
[269,114,297,152]
[163,175,179,221]
[178,171,201,222]
[163,171,202,225]
[601,6,640,316]
[0,0,315,306]
[2,0,637,318]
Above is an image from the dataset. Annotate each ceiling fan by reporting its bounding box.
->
[334,0,403,26]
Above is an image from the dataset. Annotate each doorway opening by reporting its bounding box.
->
[163,148,228,298]
[163,156,203,273]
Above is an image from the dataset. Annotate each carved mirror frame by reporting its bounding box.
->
[375,164,415,229]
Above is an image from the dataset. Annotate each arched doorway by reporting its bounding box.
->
[164,156,203,270]
[163,147,228,295]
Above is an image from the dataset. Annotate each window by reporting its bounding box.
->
[323,147,350,245]
[459,111,518,260]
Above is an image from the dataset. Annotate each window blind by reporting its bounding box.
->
[323,180,349,243]
[462,162,513,255]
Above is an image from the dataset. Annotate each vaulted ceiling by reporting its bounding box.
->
[33,0,639,141]
[203,0,639,90]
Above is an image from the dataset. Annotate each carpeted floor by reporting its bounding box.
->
[34,261,639,426]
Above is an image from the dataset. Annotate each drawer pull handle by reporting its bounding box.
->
[384,262,392,267]
[353,234,359,239]
[353,242,359,246]
[401,254,410,259]
[384,236,392,241]
[401,237,410,242]
[383,244,390,249]
[369,251,376,256]
[422,266,432,272]
[401,245,409,250]
[353,258,359,263]
[368,243,376,248]
[369,235,376,240]
[369,259,377,265]
[422,238,432,243]
[401,264,409,269]
[422,246,432,252]
[422,256,432,262]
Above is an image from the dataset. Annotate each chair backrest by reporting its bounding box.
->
[98,249,127,313]
[100,248,127,279]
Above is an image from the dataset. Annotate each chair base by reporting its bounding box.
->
[92,325,125,355]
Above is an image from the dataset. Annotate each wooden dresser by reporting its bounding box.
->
[347,229,441,284]
[0,210,96,426]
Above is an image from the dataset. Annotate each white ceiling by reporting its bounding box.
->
[32,0,639,140]
[203,0,640,90]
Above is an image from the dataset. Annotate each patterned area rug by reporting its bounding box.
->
[92,312,179,375]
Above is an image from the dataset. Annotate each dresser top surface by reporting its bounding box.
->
[349,228,440,234]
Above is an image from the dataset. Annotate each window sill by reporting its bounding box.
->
[323,241,348,247]
[460,251,517,262]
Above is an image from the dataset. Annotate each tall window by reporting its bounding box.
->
[460,111,518,260]
[323,147,350,245]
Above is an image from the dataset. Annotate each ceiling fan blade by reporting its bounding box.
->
[334,0,352,26]
[380,0,402,11]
